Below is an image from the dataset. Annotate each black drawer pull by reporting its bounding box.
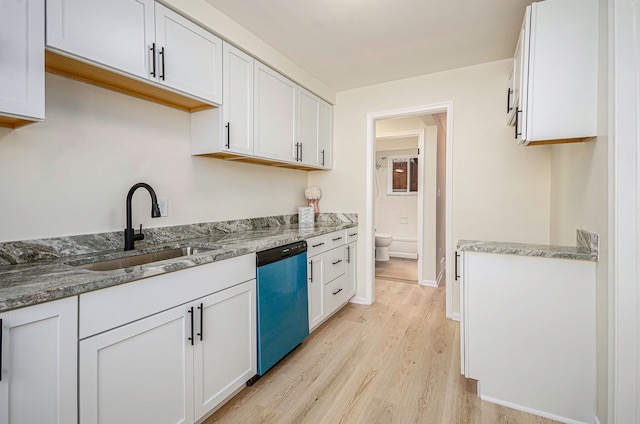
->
[455,252,460,281]
[197,303,203,341]
[332,236,343,241]
[312,242,325,248]
[349,233,357,237]
[332,259,343,265]
[187,307,194,346]
[332,288,343,296]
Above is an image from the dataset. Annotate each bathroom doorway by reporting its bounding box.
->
[373,128,425,284]
[364,103,453,316]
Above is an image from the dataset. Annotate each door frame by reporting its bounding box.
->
[365,102,453,312]
[374,129,425,285]
[609,0,640,421]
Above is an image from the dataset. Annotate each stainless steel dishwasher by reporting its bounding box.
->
[247,241,309,386]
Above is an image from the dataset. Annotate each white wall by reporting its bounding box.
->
[0,74,309,242]
[375,148,419,257]
[309,59,552,314]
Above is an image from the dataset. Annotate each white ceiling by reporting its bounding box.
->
[204,0,535,91]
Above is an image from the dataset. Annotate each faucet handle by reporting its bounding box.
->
[139,224,142,234]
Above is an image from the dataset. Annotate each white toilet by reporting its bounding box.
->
[375,233,393,261]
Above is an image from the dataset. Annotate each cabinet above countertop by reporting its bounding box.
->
[0,213,357,313]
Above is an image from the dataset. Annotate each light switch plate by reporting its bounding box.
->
[158,197,168,217]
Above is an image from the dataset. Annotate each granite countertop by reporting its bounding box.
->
[457,229,599,262]
[0,213,357,312]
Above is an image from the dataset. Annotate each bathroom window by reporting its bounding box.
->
[389,157,418,195]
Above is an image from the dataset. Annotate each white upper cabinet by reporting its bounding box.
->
[253,62,297,163]
[46,0,154,80]
[222,43,254,156]
[297,87,322,167]
[154,3,222,104]
[511,0,598,145]
[0,0,44,128]
[319,100,333,169]
[46,0,222,106]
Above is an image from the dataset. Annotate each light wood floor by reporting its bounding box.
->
[375,257,418,283]
[205,279,558,424]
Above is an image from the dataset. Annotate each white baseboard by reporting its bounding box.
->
[480,395,593,424]
[451,312,460,322]
[419,280,438,288]
[349,296,368,305]
[389,252,418,259]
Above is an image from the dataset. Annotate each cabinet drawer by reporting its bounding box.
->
[346,228,358,243]
[307,230,346,257]
[322,246,345,284]
[323,274,347,316]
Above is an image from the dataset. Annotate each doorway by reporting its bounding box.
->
[364,103,453,318]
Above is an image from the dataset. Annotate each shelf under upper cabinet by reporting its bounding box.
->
[44,50,216,113]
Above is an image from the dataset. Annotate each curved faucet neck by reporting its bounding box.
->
[126,183,160,229]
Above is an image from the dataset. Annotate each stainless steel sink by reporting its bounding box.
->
[76,246,216,271]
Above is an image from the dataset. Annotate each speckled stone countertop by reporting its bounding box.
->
[457,229,599,262]
[0,213,357,312]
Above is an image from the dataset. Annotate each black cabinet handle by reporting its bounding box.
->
[312,242,325,248]
[321,149,325,166]
[455,252,460,281]
[299,143,303,162]
[187,307,194,346]
[149,43,156,78]
[225,122,230,149]
[347,246,350,263]
[197,303,203,341]
[506,88,513,113]
[332,259,343,265]
[159,46,165,80]
[332,288,343,296]
[0,318,3,382]
[309,260,313,282]
[515,107,522,139]
[332,236,343,241]
[349,233,357,237]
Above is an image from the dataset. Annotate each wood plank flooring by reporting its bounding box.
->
[204,279,558,424]
[375,258,418,283]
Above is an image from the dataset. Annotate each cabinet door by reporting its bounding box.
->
[319,100,333,169]
[193,280,256,420]
[254,62,297,163]
[155,3,222,104]
[79,305,194,424]
[297,87,321,167]
[0,297,77,424]
[0,0,44,124]
[308,256,324,331]
[222,43,254,155]
[513,8,530,144]
[46,0,154,80]
[346,242,357,298]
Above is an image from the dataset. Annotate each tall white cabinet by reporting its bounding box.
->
[0,0,44,128]
[222,43,254,156]
[0,297,78,424]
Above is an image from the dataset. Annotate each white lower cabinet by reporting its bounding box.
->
[0,297,78,424]
[79,304,194,424]
[459,250,596,423]
[80,279,255,424]
[78,254,256,424]
[346,241,357,298]
[307,229,356,332]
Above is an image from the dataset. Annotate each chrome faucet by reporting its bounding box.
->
[124,183,161,251]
